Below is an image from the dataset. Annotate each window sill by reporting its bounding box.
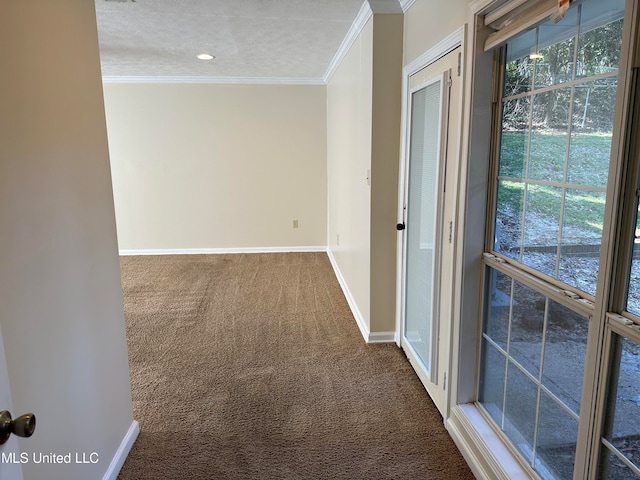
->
[447,403,536,480]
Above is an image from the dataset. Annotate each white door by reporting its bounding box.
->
[399,48,461,418]
[0,324,24,480]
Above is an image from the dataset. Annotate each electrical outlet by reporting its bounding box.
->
[293,219,298,229]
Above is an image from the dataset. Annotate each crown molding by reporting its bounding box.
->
[102,0,411,87]
[399,0,416,12]
[368,0,403,13]
[101,75,325,86]
[322,1,373,83]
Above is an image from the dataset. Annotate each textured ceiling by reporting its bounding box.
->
[95,0,369,80]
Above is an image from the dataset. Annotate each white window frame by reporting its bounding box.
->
[447,0,640,478]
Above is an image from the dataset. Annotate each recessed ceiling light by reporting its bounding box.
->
[197,54,215,60]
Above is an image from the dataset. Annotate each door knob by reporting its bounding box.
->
[396,223,406,231]
[0,411,35,445]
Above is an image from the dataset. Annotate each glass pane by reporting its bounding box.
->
[627,202,640,316]
[535,392,579,480]
[500,98,531,178]
[504,57,533,97]
[599,449,640,480]
[479,266,591,479]
[509,281,545,378]
[600,336,640,473]
[404,81,442,371]
[479,339,507,426]
[542,301,588,415]
[504,362,538,464]
[577,0,624,78]
[505,29,536,96]
[568,80,616,188]
[534,8,578,87]
[484,268,512,350]
[528,90,570,183]
[493,0,625,299]
[495,180,524,260]
[558,189,606,296]
[522,184,562,277]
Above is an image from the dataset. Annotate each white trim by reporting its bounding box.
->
[102,420,139,480]
[396,27,465,351]
[326,249,395,343]
[101,76,325,86]
[409,71,444,94]
[326,248,370,342]
[119,246,327,256]
[323,1,373,83]
[399,0,416,12]
[368,0,403,14]
[404,27,465,77]
[367,331,396,343]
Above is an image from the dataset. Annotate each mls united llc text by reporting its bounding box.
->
[2,452,99,464]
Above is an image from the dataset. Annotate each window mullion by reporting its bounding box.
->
[557,22,581,280]
[515,29,538,265]
[600,438,640,476]
[531,298,550,469]
[485,48,505,254]
[496,176,607,193]
[502,71,620,103]
[501,276,515,431]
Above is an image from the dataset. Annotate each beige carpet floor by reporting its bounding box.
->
[116,252,475,479]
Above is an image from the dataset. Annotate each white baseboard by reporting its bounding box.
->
[119,246,327,256]
[326,248,393,344]
[368,331,397,343]
[326,248,370,342]
[102,420,139,480]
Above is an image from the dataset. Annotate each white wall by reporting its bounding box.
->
[104,84,327,251]
[404,0,471,66]
[0,2,135,480]
[326,11,403,339]
[327,18,374,331]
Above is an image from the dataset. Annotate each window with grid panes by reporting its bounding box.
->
[477,1,628,478]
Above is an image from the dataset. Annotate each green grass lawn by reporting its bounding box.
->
[497,131,611,238]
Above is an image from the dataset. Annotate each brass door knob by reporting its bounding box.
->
[0,410,35,445]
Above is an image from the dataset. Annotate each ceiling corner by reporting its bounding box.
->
[368,0,403,14]
[399,0,416,12]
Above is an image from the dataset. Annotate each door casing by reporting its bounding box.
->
[396,29,465,421]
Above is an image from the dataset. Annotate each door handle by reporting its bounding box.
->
[0,410,36,445]
[396,223,406,231]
